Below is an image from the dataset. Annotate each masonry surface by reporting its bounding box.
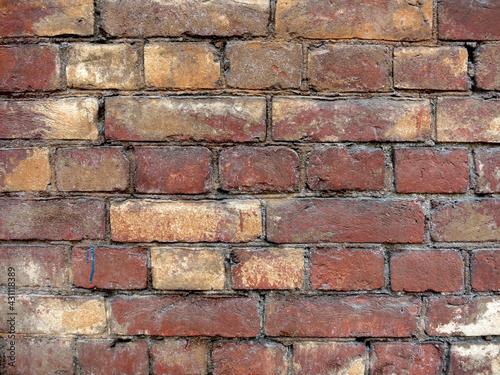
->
[0,0,499,374]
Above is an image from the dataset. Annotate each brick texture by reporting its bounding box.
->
[471,250,500,291]
[0,148,50,192]
[151,340,209,375]
[475,148,500,193]
[476,44,500,90]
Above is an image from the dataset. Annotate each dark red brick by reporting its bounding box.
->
[475,148,500,193]
[476,44,500,90]
[151,340,209,375]
[73,246,147,290]
[395,148,469,193]
[219,146,299,192]
[471,250,500,291]
[267,199,424,244]
[135,147,211,194]
[307,147,385,191]
[310,248,384,291]
[111,296,259,337]
[0,198,105,240]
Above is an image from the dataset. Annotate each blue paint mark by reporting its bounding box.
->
[86,246,95,284]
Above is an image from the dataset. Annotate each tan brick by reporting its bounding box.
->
[152,248,225,290]
[0,148,50,192]
[151,340,209,375]
[145,43,220,89]
[111,200,262,243]
[449,344,500,375]
[66,44,142,89]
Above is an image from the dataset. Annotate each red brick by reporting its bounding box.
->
[394,47,469,90]
[475,148,500,193]
[310,248,384,291]
[5,338,73,375]
[395,148,469,193]
[437,98,500,143]
[276,0,432,40]
[102,0,269,37]
[0,246,69,288]
[0,198,105,240]
[105,96,266,142]
[307,147,385,191]
[390,250,464,292]
[308,45,391,92]
[476,44,500,90]
[0,45,61,92]
[293,342,367,375]
[0,0,94,37]
[267,199,424,244]
[449,343,500,375]
[426,296,500,336]
[439,0,500,40]
[151,340,209,375]
[272,98,431,142]
[77,340,149,375]
[232,248,304,290]
[73,246,147,290]
[0,148,50,192]
[111,296,259,337]
[219,146,299,192]
[370,343,444,375]
[55,147,129,192]
[431,199,500,242]
[265,295,420,338]
[0,98,98,140]
[135,147,211,194]
[471,250,500,291]
[225,42,302,89]
[212,341,287,375]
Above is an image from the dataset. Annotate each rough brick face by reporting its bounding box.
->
[475,148,500,193]
[449,344,500,375]
[151,340,209,375]
[476,44,500,90]
[308,45,391,92]
[0,148,50,192]
[471,250,500,291]
[219,146,299,192]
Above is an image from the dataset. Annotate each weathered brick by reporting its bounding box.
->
[145,43,220,89]
[267,199,424,243]
[0,198,105,240]
[111,200,261,243]
[0,246,69,288]
[151,340,209,375]
[476,44,500,90]
[111,296,259,337]
[293,342,367,375]
[102,0,269,37]
[390,250,464,292]
[272,98,431,142]
[310,248,384,291]
[436,98,500,143]
[276,0,432,40]
[395,148,469,193]
[394,47,469,90]
[431,199,500,242]
[232,248,304,290]
[370,343,444,375]
[0,98,98,140]
[213,341,287,375]
[0,0,94,37]
[73,246,147,290]
[308,45,391,92]
[105,96,266,142]
[426,296,500,336]
[266,295,420,337]
[135,147,211,194]
[77,340,149,375]
[439,0,500,40]
[0,296,106,334]
[0,148,50,192]
[0,45,61,92]
[219,146,299,192]
[225,42,302,89]
[151,248,225,290]
[5,338,73,375]
[475,148,500,193]
[449,344,500,375]
[307,147,385,191]
[471,250,500,291]
[55,147,129,192]
[66,44,142,90]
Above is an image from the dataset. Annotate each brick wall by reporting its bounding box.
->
[1,0,499,374]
